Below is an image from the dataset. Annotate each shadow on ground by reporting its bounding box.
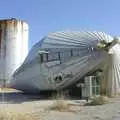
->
[0,91,84,104]
[0,92,51,104]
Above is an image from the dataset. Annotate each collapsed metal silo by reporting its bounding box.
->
[0,18,29,83]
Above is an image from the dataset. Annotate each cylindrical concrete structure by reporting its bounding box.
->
[0,18,29,81]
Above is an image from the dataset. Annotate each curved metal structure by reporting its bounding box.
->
[0,18,29,81]
[11,31,114,93]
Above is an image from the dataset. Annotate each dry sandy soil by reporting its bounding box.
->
[0,91,120,120]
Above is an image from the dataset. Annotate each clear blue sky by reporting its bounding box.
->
[0,0,120,50]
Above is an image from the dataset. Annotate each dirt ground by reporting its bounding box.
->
[0,91,120,120]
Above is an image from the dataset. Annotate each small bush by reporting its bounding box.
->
[86,95,110,106]
[49,91,82,112]
[50,99,70,112]
[49,92,70,112]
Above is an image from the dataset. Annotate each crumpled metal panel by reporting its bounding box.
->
[11,31,117,93]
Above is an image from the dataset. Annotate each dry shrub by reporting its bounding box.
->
[86,95,110,106]
[49,92,70,112]
[50,99,70,112]
[49,92,82,112]
[0,110,36,120]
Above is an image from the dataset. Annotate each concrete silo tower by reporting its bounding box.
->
[0,18,29,82]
